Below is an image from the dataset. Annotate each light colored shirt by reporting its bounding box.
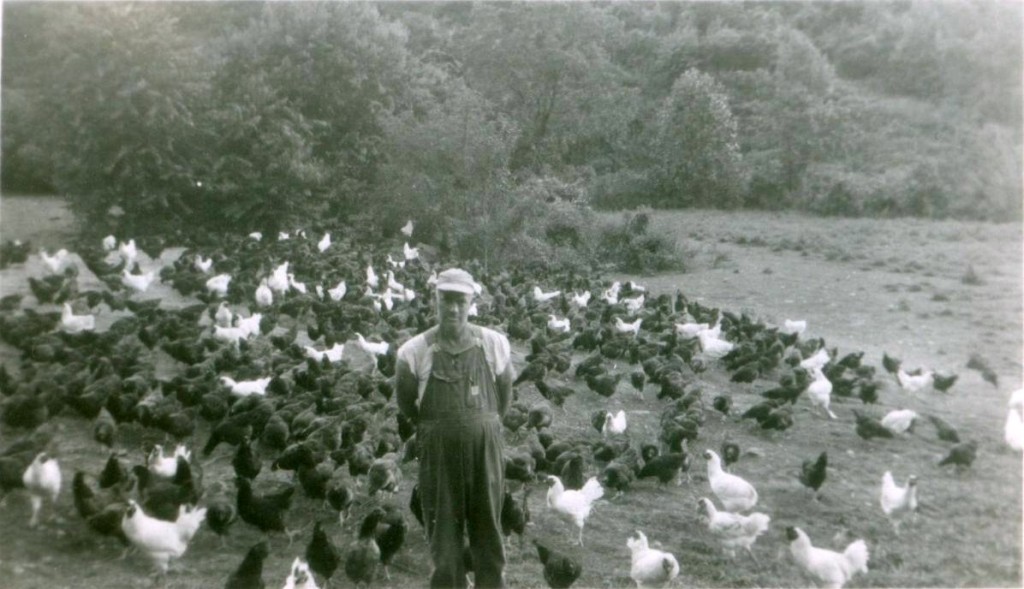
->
[397,325,512,405]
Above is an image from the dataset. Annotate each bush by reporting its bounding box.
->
[597,208,686,274]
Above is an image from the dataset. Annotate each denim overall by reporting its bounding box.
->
[418,327,506,588]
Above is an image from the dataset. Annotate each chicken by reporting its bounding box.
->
[614,316,642,336]
[306,343,345,364]
[926,414,960,443]
[206,273,232,297]
[283,557,320,589]
[366,453,402,497]
[221,376,271,397]
[782,319,807,336]
[400,220,414,237]
[938,441,978,471]
[225,540,269,589]
[344,507,385,587]
[698,330,733,359]
[122,267,158,292]
[120,499,201,575]
[637,453,688,486]
[697,497,770,563]
[931,372,958,393]
[1005,409,1024,451]
[148,443,192,479]
[603,410,627,437]
[501,486,531,550]
[852,410,894,442]
[545,475,604,546]
[880,471,918,534]
[806,367,837,419]
[799,348,831,372]
[355,333,389,356]
[72,471,129,546]
[235,477,295,538]
[799,451,828,499]
[548,314,571,334]
[534,539,582,589]
[881,409,918,436]
[703,449,757,512]
[627,530,679,588]
[533,286,562,304]
[786,526,868,589]
[93,407,117,448]
[375,504,407,580]
[61,302,95,333]
[22,452,61,527]
[571,291,591,308]
[306,520,341,587]
[897,368,933,393]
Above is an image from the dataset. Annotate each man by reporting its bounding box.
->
[396,268,514,588]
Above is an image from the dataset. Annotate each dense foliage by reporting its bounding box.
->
[2,2,1020,263]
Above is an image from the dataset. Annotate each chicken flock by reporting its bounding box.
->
[0,222,1018,589]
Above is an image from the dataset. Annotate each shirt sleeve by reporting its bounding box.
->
[488,329,512,377]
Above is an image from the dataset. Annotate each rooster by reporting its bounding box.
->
[120,499,204,575]
[697,497,770,563]
[627,530,679,588]
[786,526,868,589]
[880,471,918,534]
[545,475,604,546]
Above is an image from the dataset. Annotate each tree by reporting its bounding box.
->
[652,69,746,207]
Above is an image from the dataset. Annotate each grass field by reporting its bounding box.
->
[0,198,1021,588]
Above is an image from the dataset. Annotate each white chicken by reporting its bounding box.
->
[305,343,345,364]
[213,325,251,347]
[896,368,934,393]
[400,219,414,237]
[602,410,627,436]
[102,235,117,251]
[206,273,232,297]
[698,330,734,359]
[622,294,645,315]
[355,333,389,356]
[147,444,191,478]
[782,319,807,336]
[533,286,561,304]
[880,471,918,533]
[317,232,331,253]
[287,273,307,294]
[41,248,71,274]
[214,301,234,327]
[174,503,208,545]
[282,557,320,589]
[799,347,831,372]
[220,376,271,397]
[386,271,404,293]
[120,499,201,575]
[61,303,96,334]
[403,241,419,261]
[193,255,213,273]
[547,314,571,333]
[249,231,263,241]
[235,313,262,337]
[627,530,680,588]
[22,452,61,527]
[881,409,918,435]
[268,262,290,294]
[571,291,591,308]
[703,449,757,512]
[697,497,770,563]
[786,526,868,589]
[328,280,347,302]
[546,475,604,546]
[255,279,274,308]
[366,264,379,289]
[122,267,157,292]
[614,316,642,336]
[1004,408,1024,452]
[117,239,138,267]
[675,321,708,338]
[806,367,838,420]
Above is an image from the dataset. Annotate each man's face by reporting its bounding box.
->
[437,290,473,328]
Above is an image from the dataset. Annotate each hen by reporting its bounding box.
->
[545,475,604,546]
[534,539,582,589]
[697,497,770,563]
[627,530,680,588]
[786,526,868,589]
[282,557,320,589]
[235,477,295,540]
[880,471,918,534]
[344,507,385,587]
[306,520,341,587]
[703,450,757,512]
[799,452,828,500]
[120,499,203,575]
[22,451,61,527]
[225,540,269,589]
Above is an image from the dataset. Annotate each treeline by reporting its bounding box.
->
[2,2,1021,252]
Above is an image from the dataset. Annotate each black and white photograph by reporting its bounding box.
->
[0,2,1021,588]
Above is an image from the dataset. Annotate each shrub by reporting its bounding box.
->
[597,208,686,274]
